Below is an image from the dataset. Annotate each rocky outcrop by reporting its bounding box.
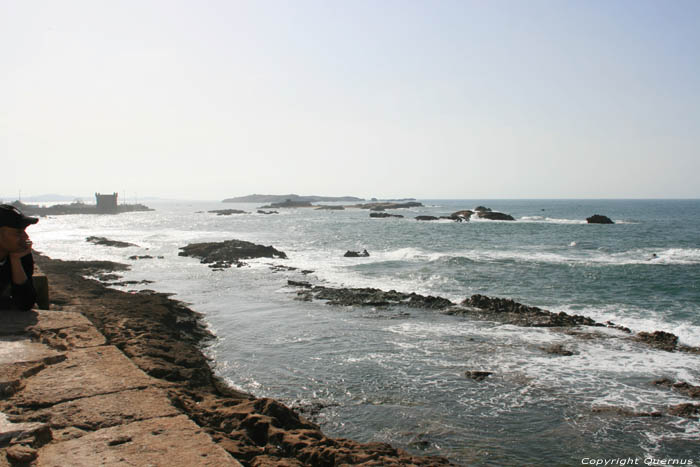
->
[586,214,614,224]
[344,250,370,258]
[23,253,450,466]
[351,202,423,210]
[636,331,678,351]
[415,216,439,221]
[179,240,287,269]
[208,209,248,215]
[464,371,492,382]
[86,237,139,248]
[12,201,153,217]
[448,210,473,221]
[259,199,313,209]
[459,295,599,327]
[256,210,278,215]
[653,379,700,399]
[315,205,345,210]
[370,212,404,218]
[476,211,515,221]
[289,283,454,309]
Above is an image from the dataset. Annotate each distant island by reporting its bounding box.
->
[222,194,365,203]
[10,193,153,216]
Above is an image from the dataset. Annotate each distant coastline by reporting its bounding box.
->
[222,194,365,203]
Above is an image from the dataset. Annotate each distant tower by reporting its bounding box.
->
[95,192,118,213]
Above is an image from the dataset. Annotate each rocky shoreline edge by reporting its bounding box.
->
[1,253,451,466]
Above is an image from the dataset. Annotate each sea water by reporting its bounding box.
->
[29,199,700,464]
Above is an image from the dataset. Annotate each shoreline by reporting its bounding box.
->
[18,253,451,466]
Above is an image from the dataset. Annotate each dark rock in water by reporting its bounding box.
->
[128,255,154,260]
[668,403,700,419]
[605,321,632,333]
[448,210,473,221]
[653,379,700,399]
[300,269,314,275]
[315,205,345,210]
[461,294,599,327]
[288,280,313,288]
[476,211,515,221]
[259,199,313,209]
[587,214,614,224]
[179,239,287,269]
[474,206,492,212]
[270,264,297,272]
[636,330,678,351]
[352,201,423,210]
[257,210,279,215]
[288,285,454,310]
[591,406,662,417]
[208,209,248,215]
[465,371,492,381]
[344,249,370,257]
[541,344,575,356]
[370,212,404,218]
[415,216,439,221]
[86,236,139,248]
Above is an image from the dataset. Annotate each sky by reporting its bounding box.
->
[2,0,699,201]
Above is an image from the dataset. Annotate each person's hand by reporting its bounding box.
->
[9,239,33,259]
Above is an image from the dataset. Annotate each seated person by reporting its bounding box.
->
[0,204,38,311]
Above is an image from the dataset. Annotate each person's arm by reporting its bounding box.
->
[8,254,36,311]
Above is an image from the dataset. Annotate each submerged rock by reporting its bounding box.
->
[636,331,678,351]
[541,344,575,356]
[344,250,370,257]
[256,210,278,215]
[653,379,700,399]
[179,239,287,269]
[465,371,492,381]
[208,209,248,215]
[586,214,614,224]
[370,212,404,218]
[415,216,439,221]
[86,236,139,248]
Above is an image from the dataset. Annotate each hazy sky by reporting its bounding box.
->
[2,0,699,200]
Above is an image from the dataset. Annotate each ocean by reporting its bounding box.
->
[30,199,700,464]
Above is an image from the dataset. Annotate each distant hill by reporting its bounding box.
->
[0,194,85,203]
[222,194,365,203]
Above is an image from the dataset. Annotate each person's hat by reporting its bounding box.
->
[0,204,39,229]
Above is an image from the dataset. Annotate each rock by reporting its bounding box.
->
[178,240,287,269]
[287,280,313,288]
[128,255,154,260]
[6,444,38,463]
[474,206,492,212]
[291,285,454,310]
[344,250,370,257]
[476,211,515,221]
[369,212,404,218]
[668,403,700,418]
[636,331,678,351]
[259,199,313,209]
[256,210,278,215]
[208,209,248,215]
[448,210,473,221]
[415,216,439,221]
[653,379,700,399]
[541,344,575,356]
[315,205,345,210]
[351,202,423,210]
[465,371,492,381]
[86,237,138,248]
[461,294,599,327]
[586,214,614,224]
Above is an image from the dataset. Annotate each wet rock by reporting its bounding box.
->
[300,270,314,275]
[668,403,700,419]
[586,214,614,224]
[128,255,154,260]
[315,205,345,210]
[636,331,678,351]
[343,250,370,258]
[448,210,473,221]
[465,371,492,381]
[179,239,287,269]
[269,265,297,272]
[462,294,600,327]
[256,210,278,215]
[415,216,439,221]
[369,212,404,218]
[653,379,700,399]
[541,344,575,356]
[476,211,515,221]
[474,206,492,212]
[86,237,138,248]
[605,321,632,333]
[287,280,313,289]
[208,209,248,215]
[287,284,454,310]
[591,406,662,417]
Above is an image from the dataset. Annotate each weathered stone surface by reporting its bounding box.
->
[36,415,240,467]
[0,412,48,443]
[0,337,63,366]
[6,444,38,463]
[9,346,158,407]
[27,387,180,431]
